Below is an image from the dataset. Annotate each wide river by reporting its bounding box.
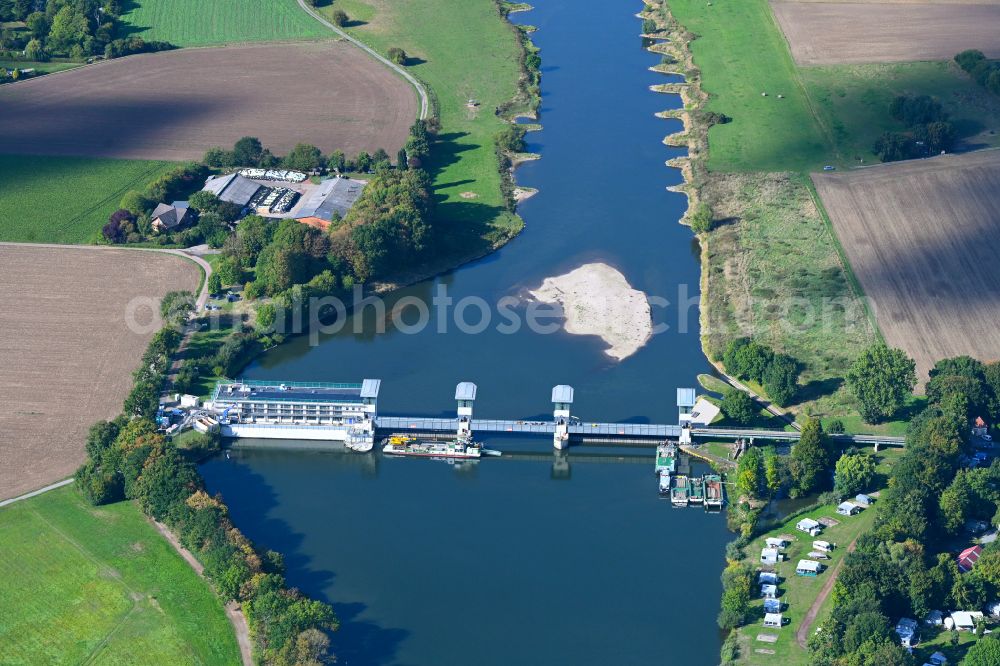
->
[201,1,730,663]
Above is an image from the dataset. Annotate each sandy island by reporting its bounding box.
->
[530,262,652,361]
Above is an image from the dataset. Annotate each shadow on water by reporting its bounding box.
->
[204,453,409,665]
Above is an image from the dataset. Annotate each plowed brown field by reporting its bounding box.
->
[0,245,199,499]
[813,151,1000,383]
[771,1,1000,65]
[0,41,417,161]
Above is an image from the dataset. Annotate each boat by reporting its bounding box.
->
[655,441,677,476]
[382,434,499,459]
[658,471,671,497]
[705,474,724,508]
[690,476,705,504]
[671,475,690,507]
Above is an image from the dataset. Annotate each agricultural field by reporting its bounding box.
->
[701,172,880,423]
[801,61,1000,165]
[813,150,1000,383]
[320,0,528,246]
[0,486,239,664]
[731,499,880,665]
[0,245,199,499]
[771,1,1000,65]
[0,154,175,244]
[120,0,330,47]
[0,41,417,162]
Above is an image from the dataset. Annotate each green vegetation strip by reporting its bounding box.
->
[320,0,529,245]
[120,0,330,47]
[0,486,239,664]
[0,154,176,244]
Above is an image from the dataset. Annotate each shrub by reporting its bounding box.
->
[331,9,348,26]
[689,202,713,233]
[721,388,754,424]
[387,47,407,65]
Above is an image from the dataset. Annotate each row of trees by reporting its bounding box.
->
[0,0,172,62]
[956,49,1000,98]
[203,136,405,174]
[75,294,338,664]
[873,94,956,162]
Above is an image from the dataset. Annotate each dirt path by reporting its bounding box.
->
[151,519,254,666]
[795,535,861,647]
[711,361,801,431]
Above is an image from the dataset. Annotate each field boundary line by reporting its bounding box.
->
[0,478,74,507]
[295,0,429,120]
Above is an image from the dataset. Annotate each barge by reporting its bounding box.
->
[689,476,705,504]
[705,474,724,508]
[671,475,690,507]
[382,434,501,459]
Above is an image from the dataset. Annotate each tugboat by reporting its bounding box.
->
[382,434,500,459]
[671,475,690,507]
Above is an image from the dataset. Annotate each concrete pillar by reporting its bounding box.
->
[552,385,574,449]
[455,382,477,439]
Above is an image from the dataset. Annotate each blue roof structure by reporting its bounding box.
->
[361,379,381,399]
[551,385,574,404]
[677,387,697,408]
[455,382,478,401]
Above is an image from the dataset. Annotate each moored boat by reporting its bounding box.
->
[705,474,724,508]
[671,475,690,507]
[658,471,671,497]
[382,434,499,459]
[655,441,677,476]
[689,476,705,504]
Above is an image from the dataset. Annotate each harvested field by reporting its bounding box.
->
[771,2,1000,65]
[0,41,417,161]
[0,245,200,499]
[814,150,1000,382]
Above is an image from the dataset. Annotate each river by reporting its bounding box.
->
[200,1,730,663]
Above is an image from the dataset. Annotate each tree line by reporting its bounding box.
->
[75,296,338,665]
[0,0,174,64]
[956,49,1000,98]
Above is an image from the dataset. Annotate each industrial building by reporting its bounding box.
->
[210,379,380,446]
[294,177,367,229]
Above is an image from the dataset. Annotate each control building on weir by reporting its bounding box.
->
[210,379,380,443]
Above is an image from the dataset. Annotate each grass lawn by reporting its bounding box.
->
[668,0,830,172]
[802,61,1000,166]
[734,501,879,665]
[0,486,238,665]
[120,0,330,47]
[0,59,84,75]
[0,154,176,244]
[320,0,527,250]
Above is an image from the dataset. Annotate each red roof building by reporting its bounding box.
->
[958,545,983,573]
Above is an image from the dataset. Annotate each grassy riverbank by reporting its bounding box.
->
[0,486,239,664]
[653,0,993,429]
[320,0,533,252]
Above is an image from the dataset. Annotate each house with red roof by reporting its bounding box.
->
[958,545,982,573]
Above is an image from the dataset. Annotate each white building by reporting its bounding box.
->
[761,547,780,565]
[895,617,919,647]
[797,518,822,536]
[837,501,861,516]
[211,379,380,447]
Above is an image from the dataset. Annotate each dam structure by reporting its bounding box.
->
[205,379,906,450]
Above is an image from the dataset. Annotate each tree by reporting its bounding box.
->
[372,148,390,168]
[331,9,348,26]
[47,6,89,54]
[24,37,47,61]
[847,344,917,423]
[966,636,1000,666]
[387,47,407,65]
[25,11,47,39]
[256,303,277,332]
[103,209,135,243]
[721,388,754,424]
[233,136,264,167]
[396,147,408,170]
[763,354,798,406]
[207,273,222,294]
[354,151,372,173]
[939,469,974,534]
[689,202,713,234]
[120,190,152,215]
[284,143,324,172]
[834,452,876,497]
[956,49,987,73]
[735,446,764,500]
[790,418,829,496]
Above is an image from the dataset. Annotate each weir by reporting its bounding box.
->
[204,379,905,449]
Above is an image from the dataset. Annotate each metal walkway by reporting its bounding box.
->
[374,417,905,446]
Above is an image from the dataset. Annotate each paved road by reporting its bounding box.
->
[296,0,429,120]
[710,361,801,431]
[0,242,213,312]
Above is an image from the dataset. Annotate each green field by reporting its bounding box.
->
[0,154,176,244]
[733,500,880,665]
[121,0,330,47]
[668,0,830,172]
[0,486,239,665]
[802,61,1000,166]
[321,0,527,250]
[0,59,84,75]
